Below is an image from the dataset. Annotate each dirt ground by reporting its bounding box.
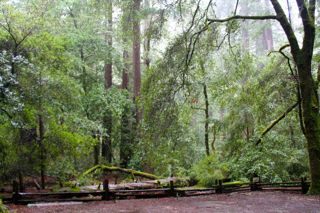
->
[7,191,320,213]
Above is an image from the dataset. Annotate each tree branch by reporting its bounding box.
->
[185,0,201,34]
[268,44,306,135]
[256,101,299,145]
[233,0,240,15]
[270,0,300,54]
[207,15,277,23]
[301,0,316,57]
[296,0,310,27]
[192,107,206,111]
[308,0,316,20]
[268,44,297,81]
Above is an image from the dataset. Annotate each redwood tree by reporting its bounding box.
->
[102,0,113,163]
[119,1,132,168]
[133,0,142,123]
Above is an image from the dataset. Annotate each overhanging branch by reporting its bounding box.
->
[256,101,299,145]
[207,15,277,23]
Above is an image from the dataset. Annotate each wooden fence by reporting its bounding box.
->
[8,178,310,204]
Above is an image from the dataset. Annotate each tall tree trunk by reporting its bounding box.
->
[120,47,131,167]
[37,68,46,189]
[93,131,99,165]
[296,56,320,194]
[102,0,113,163]
[121,50,129,90]
[18,170,24,192]
[256,0,274,54]
[262,0,274,51]
[203,83,210,156]
[120,105,131,168]
[102,117,112,163]
[17,129,25,192]
[38,114,45,189]
[119,1,133,168]
[133,0,142,123]
[270,0,319,194]
[143,0,151,69]
[211,125,216,153]
[262,26,273,51]
[104,0,113,90]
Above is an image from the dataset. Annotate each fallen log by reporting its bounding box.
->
[81,165,159,180]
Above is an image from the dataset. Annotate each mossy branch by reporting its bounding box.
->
[207,15,277,23]
[256,102,299,145]
[81,165,159,180]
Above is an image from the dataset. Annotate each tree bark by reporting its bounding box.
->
[255,0,274,54]
[102,116,112,163]
[93,131,100,165]
[120,107,131,168]
[104,0,113,90]
[270,0,319,194]
[133,0,142,123]
[262,0,274,51]
[120,49,131,168]
[38,114,46,189]
[119,3,132,167]
[143,0,151,69]
[102,0,113,163]
[205,0,319,194]
[203,83,210,156]
[121,50,129,90]
[211,125,216,153]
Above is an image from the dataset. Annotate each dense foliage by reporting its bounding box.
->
[0,0,319,195]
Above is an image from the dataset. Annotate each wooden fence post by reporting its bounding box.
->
[12,180,20,204]
[215,180,223,194]
[250,176,261,191]
[102,179,110,200]
[169,178,175,196]
[301,177,309,194]
[250,177,254,191]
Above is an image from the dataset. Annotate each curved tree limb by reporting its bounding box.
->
[207,15,277,23]
[268,44,307,136]
[270,0,300,54]
[256,102,299,145]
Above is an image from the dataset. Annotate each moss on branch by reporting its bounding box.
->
[81,165,160,180]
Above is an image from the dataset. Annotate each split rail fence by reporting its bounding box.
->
[6,178,310,204]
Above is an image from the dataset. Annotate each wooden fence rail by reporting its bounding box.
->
[9,178,310,204]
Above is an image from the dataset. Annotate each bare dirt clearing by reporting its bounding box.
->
[8,191,320,213]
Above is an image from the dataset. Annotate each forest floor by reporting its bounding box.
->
[7,191,320,213]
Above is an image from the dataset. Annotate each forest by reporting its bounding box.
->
[0,0,319,208]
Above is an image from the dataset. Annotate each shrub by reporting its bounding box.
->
[191,155,229,187]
